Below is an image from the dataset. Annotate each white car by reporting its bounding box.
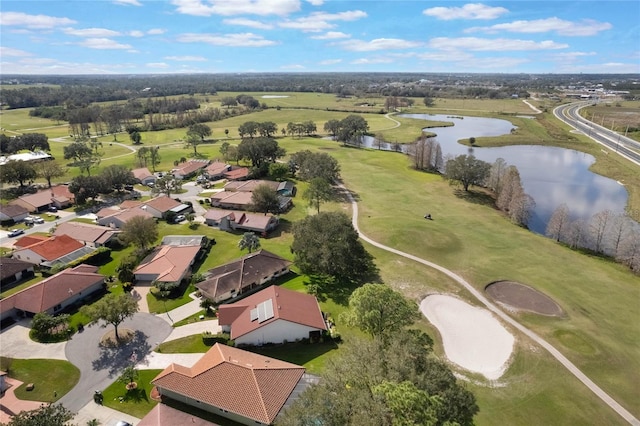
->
[8,229,25,237]
[174,214,186,223]
[33,216,45,224]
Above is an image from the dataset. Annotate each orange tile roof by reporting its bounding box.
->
[223,167,249,180]
[134,245,200,283]
[14,235,48,248]
[204,160,230,176]
[152,344,305,425]
[0,264,103,315]
[144,196,181,213]
[132,167,153,181]
[53,222,118,244]
[218,286,326,341]
[13,234,84,261]
[173,160,209,176]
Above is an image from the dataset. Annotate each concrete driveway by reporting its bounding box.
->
[0,319,67,360]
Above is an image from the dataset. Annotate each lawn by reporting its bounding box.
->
[0,357,80,403]
[101,369,162,419]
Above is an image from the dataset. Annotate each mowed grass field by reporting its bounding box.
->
[1,95,639,424]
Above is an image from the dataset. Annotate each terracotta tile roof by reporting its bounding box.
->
[95,206,120,219]
[152,344,305,425]
[203,209,234,222]
[173,160,209,176]
[137,403,219,426]
[0,264,103,315]
[0,257,33,281]
[144,196,181,213]
[210,191,253,206]
[223,167,249,180]
[53,222,119,244]
[132,167,153,181]
[0,204,28,218]
[204,160,230,177]
[204,209,276,232]
[196,250,292,301]
[223,180,279,192]
[13,234,84,261]
[99,207,154,225]
[119,200,143,209]
[10,185,74,209]
[218,286,326,340]
[14,235,48,248]
[134,245,200,283]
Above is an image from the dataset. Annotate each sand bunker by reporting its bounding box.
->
[485,281,564,316]
[421,295,514,380]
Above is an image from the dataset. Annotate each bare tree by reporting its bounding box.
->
[373,133,385,150]
[616,228,640,273]
[546,203,571,242]
[567,219,589,249]
[608,213,633,257]
[486,158,508,196]
[496,166,520,211]
[509,191,535,227]
[590,210,612,254]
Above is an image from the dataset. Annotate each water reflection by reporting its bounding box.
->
[358,113,629,235]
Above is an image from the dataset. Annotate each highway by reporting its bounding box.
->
[554,102,640,166]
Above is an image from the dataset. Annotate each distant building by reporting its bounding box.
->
[10,185,74,213]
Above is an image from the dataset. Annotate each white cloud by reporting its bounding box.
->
[0,46,32,57]
[558,62,640,74]
[164,55,207,61]
[307,0,323,5]
[319,59,342,65]
[147,28,166,35]
[0,11,76,29]
[337,38,422,52]
[113,0,142,5]
[177,32,277,47]
[223,18,274,30]
[77,38,133,49]
[428,37,568,51]
[465,17,612,36]
[279,10,366,32]
[147,62,170,68]
[63,27,121,37]
[311,31,350,40]
[351,57,394,65]
[171,0,301,17]
[129,30,144,37]
[280,64,305,69]
[423,3,508,20]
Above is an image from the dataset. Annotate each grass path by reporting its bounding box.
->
[341,184,640,426]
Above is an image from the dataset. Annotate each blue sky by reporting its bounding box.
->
[1,1,638,75]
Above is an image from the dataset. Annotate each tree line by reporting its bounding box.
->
[0,133,50,154]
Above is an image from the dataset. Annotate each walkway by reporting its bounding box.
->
[341,184,640,426]
[163,320,221,342]
[156,292,202,324]
[0,378,44,424]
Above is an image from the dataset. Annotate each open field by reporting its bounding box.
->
[581,100,640,141]
[1,97,638,424]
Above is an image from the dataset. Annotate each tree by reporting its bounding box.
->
[268,162,289,181]
[152,175,182,197]
[35,160,66,188]
[80,293,139,341]
[238,232,261,253]
[184,132,202,156]
[546,203,571,242]
[291,211,377,282]
[486,158,508,196]
[119,216,158,251]
[31,312,69,340]
[250,184,281,215]
[187,123,212,143]
[101,164,135,192]
[220,96,238,108]
[63,140,101,176]
[238,121,259,139]
[323,119,341,139]
[0,160,37,189]
[129,130,142,145]
[304,177,333,214]
[69,175,109,204]
[119,365,139,389]
[237,137,285,169]
[444,154,491,192]
[337,114,369,145]
[289,150,340,183]
[589,209,612,253]
[341,283,419,338]
[116,258,136,283]
[258,121,278,137]
[424,95,435,107]
[148,146,161,172]
[373,132,385,150]
[373,380,440,426]
[136,146,150,167]
[3,403,74,426]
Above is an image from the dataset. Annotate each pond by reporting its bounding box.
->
[362,113,630,235]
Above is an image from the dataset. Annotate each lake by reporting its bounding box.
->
[364,113,630,235]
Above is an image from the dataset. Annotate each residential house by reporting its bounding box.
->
[138,403,218,426]
[11,234,96,269]
[53,222,120,247]
[223,167,250,181]
[143,196,192,219]
[132,167,156,186]
[172,160,209,180]
[204,209,279,235]
[0,257,35,288]
[217,285,326,346]
[10,185,74,212]
[0,204,29,224]
[203,160,231,180]
[97,207,154,229]
[134,245,201,285]
[13,235,48,249]
[151,343,318,426]
[196,250,292,303]
[209,191,254,210]
[0,264,104,321]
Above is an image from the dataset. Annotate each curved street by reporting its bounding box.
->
[341,184,640,426]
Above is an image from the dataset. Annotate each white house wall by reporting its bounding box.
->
[12,249,44,265]
[235,319,320,346]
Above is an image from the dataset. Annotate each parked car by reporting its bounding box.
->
[115,421,132,426]
[174,214,186,223]
[146,182,155,188]
[24,216,35,225]
[124,184,134,191]
[48,206,58,212]
[33,216,45,224]
[8,229,25,237]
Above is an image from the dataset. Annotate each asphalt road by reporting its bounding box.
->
[554,102,640,166]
